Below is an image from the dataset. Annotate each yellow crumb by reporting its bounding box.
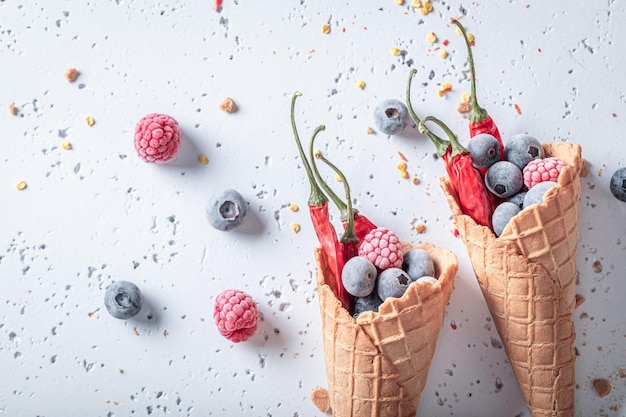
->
[321,24,331,34]
[395,0,405,4]
[288,203,299,212]
[8,103,17,115]
[334,173,343,182]
[418,0,433,14]
[411,0,421,7]
[396,161,407,171]
[400,169,409,179]
[198,154,209,165]
[438,83,452,97]
[391,47,402,56]
[219,97,236,113]
[456,27,463,36]
[461,92,471,103]
[426,32,437,43]
[467,32,475,43]
[16,181,27,190]
[290,222,301,233]
[438,49,448,59]
[61,140,72,150]
[355,79,366,90]
[366,126,375,134]
[64,68,79,82]
[85,116,95,126]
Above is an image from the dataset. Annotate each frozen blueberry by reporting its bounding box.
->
[353,291,384,319]
[342,256,377,297]
[415,276,438,285]
[104,281,142,320]
[504,134,545,171]
[467,133,501,169]
[523,181,558,208]
[485,161,524,198]
[492,202,522,237]
[373,99,409,135]
[402,248,435,282]
[508,191,527,209]
[207,189,248,231]
[609,167,626,202]
[377,268,411,300]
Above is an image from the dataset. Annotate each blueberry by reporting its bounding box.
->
[104,281,142,320]
[485,161,524,198]
[341,256,377,297]
[522,181,558,208]
[373,99,409,135]
[207,189,248,231]
[507,191,527,209]
[504,134,545,171]
[415,276,438,285]
[402,248,435,282]
[377,268,411,300]
[610,167,626,202]
[467,133,501,169]
[353,291,384,319]
[492,202,522,237]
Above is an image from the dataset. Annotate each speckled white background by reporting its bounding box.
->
[1,1,625,416]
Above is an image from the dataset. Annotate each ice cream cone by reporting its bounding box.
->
[440,142,583,417]
[312,242,458,417]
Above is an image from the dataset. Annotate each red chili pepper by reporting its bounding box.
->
[420,116,495,230]
[451,19,505,162]
[290,93,344,292]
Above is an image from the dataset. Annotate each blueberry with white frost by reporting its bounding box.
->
[523,181,558,208]
[492,202,521,237]
[377,268,411,300]
[508,191,527,209]
[504,134,545,171]
[402,248,435,282]
[207,189,248,231]
[373,99,409,135]
[105,281,142,320]
[353,291,384,319]
[610,167,626,202]
[485,161,524,198]
[467,133,501,169]
[342,256,377,297]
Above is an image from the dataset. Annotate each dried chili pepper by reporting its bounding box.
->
[451,19,505,160]
[308,128,377,241]
[290,92,343,285]
[418,115,495,230]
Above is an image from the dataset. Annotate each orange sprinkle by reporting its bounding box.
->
[514,103,522,115]
[397,151,408,161]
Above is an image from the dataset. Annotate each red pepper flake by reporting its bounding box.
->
[442,39,449,46]
[450,320,457,330]
[514,103,522,115]
[612,113,618,118]
[538,47,542,52]
[452,228,459,237]
[397,151,408,162]
[525,4,530,8]
[214,0,223,11]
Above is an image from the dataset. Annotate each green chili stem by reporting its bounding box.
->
[290,92,328,207]
[451,19,488,124]
[406,69,451,157]
[315,153,358,244]
[419,116,467,157]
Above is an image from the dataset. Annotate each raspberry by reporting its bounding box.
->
[214,289,258,343]
[357,227,403,270]
[134,113,181,164]
[523,157,566,188]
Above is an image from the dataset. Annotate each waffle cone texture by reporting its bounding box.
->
[440,142,583,417]
[313,242,458,417]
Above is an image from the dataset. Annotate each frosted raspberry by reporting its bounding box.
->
[134,113,181,164]
[523,157,566,188]
[358,227,403,270]
[214,289,258,343]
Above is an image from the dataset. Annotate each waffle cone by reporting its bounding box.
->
[313,242,458,417]
[440,142,583,417]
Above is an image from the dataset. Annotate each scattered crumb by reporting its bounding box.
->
[395,0,405,4]
[16,181,27,191]
[411,175,420,185]
[399,169,409,179]
[64,68,79,82]
[397,161,407,171]
[290,222,301,233]
[426,32,437,43]
[288,203,299,212]
[575,294,585,308]
[163,330,169,337]
[514,103,522,115]
[355,79,366,90]
[117,368,124,374]
[438,49,448,59]
[334,173,342,182]
[397,151,407,161]
[219,97,236,113]
[592,260,603,273]
[414,223,426,233]
[321,24,330,34]
[85,116,95,126]
[457,102,471,113]
[311,387,331,413]
[366,127,375,134]
[391,47,402,56]
[198,154,209,165]
[461,93,471,103]
[592,379,611,398]
[8,103,17,115]
[438,83,452,97]
[415,0,433,14]
[61,140,72,150]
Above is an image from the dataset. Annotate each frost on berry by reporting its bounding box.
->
[214,289,258,343]
[523,157,566,189]
[134,113,181,164]
[358,227,403,270]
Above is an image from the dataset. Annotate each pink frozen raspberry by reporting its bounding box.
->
[214,289,258,343]
[358,227,403,270]
[523,157,566,188]
[134,113,181,164]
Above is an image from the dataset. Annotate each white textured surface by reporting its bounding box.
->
[1,1,625,416]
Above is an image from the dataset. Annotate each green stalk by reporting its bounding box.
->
[406,69,451,157]
[290,92,328,206]
[419,115,467,157]
[315,153,358,244]
[451,19,488,123]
